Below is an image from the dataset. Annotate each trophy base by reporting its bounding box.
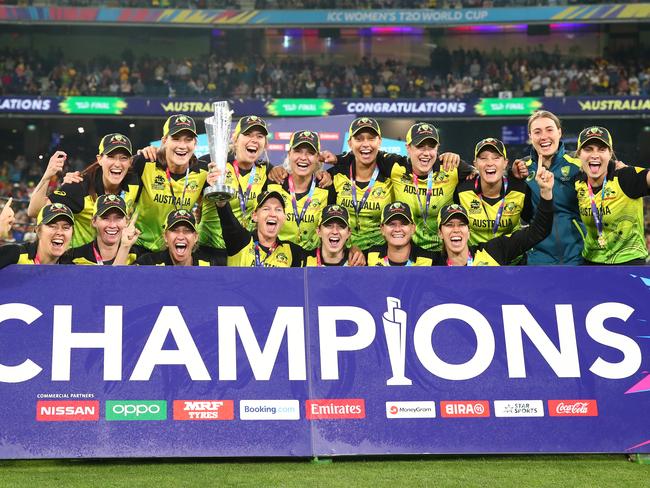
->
[203,184,236,202]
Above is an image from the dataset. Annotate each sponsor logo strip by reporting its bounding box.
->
[306,399,365,420]
[494,400,544,418]
[239,400,300,420]
[105,400,167,421]
[173,400,234,421]
[36,400,99,421]
[440,400,490,418]
[548,400,598,417]
[386,401,436,419]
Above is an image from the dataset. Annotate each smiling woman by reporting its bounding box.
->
[129,114,210,254]
[0,203,75,269]
[27,133,140,248]
[574,126,650,265]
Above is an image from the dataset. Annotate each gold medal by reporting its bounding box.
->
[598,235,606,247]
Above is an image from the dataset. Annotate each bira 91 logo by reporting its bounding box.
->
[306,399,365,420]
[440,400,490,418]
[36,400,99,421]
[105,400,167,421]
[173,400,234,420]
[548,400,598,417]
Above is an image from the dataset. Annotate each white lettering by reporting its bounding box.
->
[130,306,210,381]
[51,305,122,381]
[502,305,580,378]
[0,303,43,383]
[413,304,495,380]
[587,302,641,379]
[218,306,306,381]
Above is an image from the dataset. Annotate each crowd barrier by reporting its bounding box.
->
[0,265,649,458]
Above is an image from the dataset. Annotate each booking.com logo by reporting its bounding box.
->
[105,400,167,421]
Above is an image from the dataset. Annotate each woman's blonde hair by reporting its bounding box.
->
[282,147,323,175]
[527,110,562,134]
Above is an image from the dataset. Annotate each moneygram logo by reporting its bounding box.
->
[105,400,167,421]
[36,400,99,421]
[386,401,436,419]
[494,400,544,418]
[548,400,598,417]
[440,400,490,418]
[173,400,234,421]
[306,399,365,420]
[239,400,300,420]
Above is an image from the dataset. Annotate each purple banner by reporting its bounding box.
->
[2,96,649,118]
[0,266,649,458]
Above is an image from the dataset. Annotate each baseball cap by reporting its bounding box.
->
[382,201,413,225]
[406,123,440,146]
[234,115,269,136]
[94,194,127,218]
[166,209,196,232]
[37,203,74,226]
[289,130,321,152]
[320,204,349,227]
[437,204,469,228]
[255,190,285,210]
[577,126,613,151]
[349,117,381,137]
[98,133,133,156]
[474,137,507,159]
[163,114,198,138]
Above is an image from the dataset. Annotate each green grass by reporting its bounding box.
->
[1,455,648,487]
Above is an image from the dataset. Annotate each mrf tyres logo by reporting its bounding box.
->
[36,400,99,421]
[173,400,234,420]
[548,400,598,417]
[106,400,167,421]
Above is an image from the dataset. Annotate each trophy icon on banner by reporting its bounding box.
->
[203,101,236,202]
[383,297,412,386]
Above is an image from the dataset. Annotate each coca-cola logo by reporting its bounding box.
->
[548,400,598,417]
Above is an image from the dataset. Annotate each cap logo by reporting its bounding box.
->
[586,127,603,137]
[51,203,66,211]
[106,195,118,202]
[303,131,312,137]
[111,135,126,143]
[175,115,192,127]
[360,118,369,123]
[448,204,463,211]
[175,209,190,217]
[484,138,496,143]
[331,205,341,212]
[249,116,259,121]
[390,202,404,210]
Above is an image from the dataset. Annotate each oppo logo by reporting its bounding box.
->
[105,400,167,421]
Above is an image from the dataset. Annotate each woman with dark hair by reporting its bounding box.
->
[129,114,210,253]
[0,203,74,269]
[574,126,650,265]
[27,133,138,248]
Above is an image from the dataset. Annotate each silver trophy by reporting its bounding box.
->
[203,101,236,202]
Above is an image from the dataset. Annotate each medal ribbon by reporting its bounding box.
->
[165,166,190,210]
[254,240,278,267]
[447,251,473,267]
[288,175,316,228]
[475,176,508,236]
[233,161,257,220]
[92,242,104,265]
[350,165,379,230]
[413,170,433,224]
[587,176,607,240]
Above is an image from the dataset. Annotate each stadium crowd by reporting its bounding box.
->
[1,46,649,99]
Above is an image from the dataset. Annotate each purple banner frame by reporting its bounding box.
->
[0,265,649,458]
